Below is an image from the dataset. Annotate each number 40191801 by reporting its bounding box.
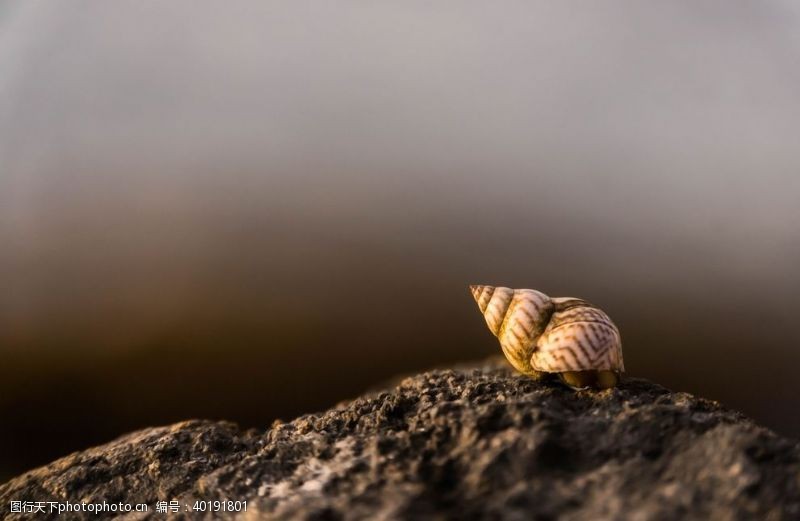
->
[191,500,247,512]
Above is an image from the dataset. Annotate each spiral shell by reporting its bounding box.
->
[470,285,624,387]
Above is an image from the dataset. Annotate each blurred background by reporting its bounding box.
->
[2,0,800,481]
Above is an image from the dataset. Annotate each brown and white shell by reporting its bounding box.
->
[469,285,624,379]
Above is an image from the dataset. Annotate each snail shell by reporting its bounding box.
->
[470,285,624,388]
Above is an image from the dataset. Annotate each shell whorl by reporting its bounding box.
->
[470,285,624,375]
[469,285,554,375]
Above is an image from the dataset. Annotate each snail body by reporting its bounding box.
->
[470,285,624,389]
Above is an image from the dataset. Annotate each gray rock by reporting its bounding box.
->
[2,361,799,520]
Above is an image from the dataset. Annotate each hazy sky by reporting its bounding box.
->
[2,1,799,308]
[2,0,800,352]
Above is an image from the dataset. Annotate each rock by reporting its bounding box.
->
[2,361,799,520]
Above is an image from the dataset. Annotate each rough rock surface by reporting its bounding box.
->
[2,361,799,520]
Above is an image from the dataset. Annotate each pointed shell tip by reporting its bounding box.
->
[469,284,486,301]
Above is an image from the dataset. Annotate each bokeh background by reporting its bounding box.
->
[2,0,800,481]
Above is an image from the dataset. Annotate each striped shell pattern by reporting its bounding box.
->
[470,285,624,377]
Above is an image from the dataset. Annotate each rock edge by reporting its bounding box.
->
[2,363,799,520]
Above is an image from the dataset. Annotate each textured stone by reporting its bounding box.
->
[2,360,799,520]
